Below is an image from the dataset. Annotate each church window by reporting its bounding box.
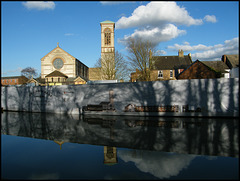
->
[104,28,111,45]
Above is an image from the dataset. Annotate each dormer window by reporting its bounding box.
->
[104,28,111,45]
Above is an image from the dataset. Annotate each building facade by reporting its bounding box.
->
[1,76,29,86]
[40,43,89,85]
[130,50,192,82]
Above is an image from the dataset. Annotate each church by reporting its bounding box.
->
[36,20,115,86]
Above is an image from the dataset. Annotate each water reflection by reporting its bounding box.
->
[118,150,196,179]
[1,112,239,180]
[1,111,238,157]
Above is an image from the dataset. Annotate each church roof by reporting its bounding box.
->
[41,43,76,61]
[45,70,68,78]
[100,20,115,24]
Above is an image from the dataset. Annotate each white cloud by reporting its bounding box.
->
[118,24,186,46]
[116,1,203,29]
[167,37,239,61]
[22,1,55,10]
[204,15,217,23]
[116,1,209,47]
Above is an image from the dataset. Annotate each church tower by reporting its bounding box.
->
[100,20,115,79]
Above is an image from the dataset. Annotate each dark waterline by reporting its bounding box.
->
[1,111,239,180]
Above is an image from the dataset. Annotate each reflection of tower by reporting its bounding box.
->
[104,146,118,165]
[109,90,114,108]
[54,140,65,150]
[100,20,115,79]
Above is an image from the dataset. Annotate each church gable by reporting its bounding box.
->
[41,43,77,79]
[41,45,76,63]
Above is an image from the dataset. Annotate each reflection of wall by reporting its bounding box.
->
[104,146,117,165]
[1,112,239,157]
[1,78,239,117]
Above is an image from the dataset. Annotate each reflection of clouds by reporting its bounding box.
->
[29,172,59,180]
[118,150,197,179]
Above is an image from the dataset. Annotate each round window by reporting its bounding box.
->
[53,58,63,69]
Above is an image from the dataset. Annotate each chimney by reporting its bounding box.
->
[178,49,184,57]
[188,53,192,61]
[222,55,227,63]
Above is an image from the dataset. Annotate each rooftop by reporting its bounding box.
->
[100,20,115,24]
[152,55,192,70]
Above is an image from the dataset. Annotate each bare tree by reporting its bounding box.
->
[21,67,38,79]
[94,51,130,81]
[126,38,157,81]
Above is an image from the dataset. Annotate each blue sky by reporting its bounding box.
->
[1,1,239,77]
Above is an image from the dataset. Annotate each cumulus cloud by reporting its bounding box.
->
[118,24,186,46]
[204,15,217,23]
[167,37,239,61]
[22,1,55,10]
[118,150,196,179]
[116,1,203,29]
[116,1,210,46]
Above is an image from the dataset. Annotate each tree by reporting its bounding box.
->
[21,67,38,79]
[126,38,157,81]
[94,51,130,81]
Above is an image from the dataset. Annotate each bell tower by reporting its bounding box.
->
[100,20,115,79]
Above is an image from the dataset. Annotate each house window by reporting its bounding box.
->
[104,28,111,45]
[158,70,163,79]
[170,70,173,78]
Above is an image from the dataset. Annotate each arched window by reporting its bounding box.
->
[104,28,111,45]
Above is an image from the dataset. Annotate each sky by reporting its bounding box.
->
[1,1,239,77]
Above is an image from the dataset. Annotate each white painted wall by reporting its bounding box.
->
[230,67,239,78]
[1,78,239,117]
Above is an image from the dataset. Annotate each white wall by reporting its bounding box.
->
[1,78,239,117]
[230,67,239,78]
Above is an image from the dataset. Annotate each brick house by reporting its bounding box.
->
[177,60,220,79]
[1,76,29,86]
[130,50,192,82]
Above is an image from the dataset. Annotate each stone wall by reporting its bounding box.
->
[1,78,239,117]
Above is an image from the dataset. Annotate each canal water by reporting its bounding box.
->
[1,111,239,180]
